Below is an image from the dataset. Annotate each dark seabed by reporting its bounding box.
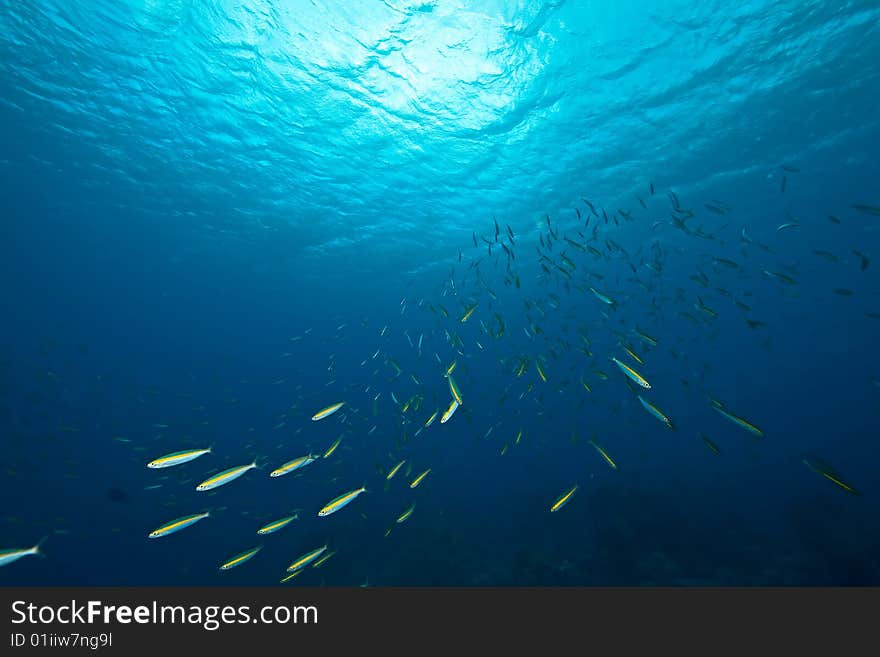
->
[1,0,879,586]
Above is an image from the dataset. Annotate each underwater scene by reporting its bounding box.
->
[1,0,879,586]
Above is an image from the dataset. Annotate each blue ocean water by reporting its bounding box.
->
[1,0,879,586]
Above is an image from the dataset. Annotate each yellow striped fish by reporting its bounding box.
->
[803,458,860,495]
[270,455,316,478]
[196,462,257,491]
[311,402,345,421]
[448,375,463,405]
[550,484,578,513]
[322,438,341,459]
[588,439,618,470]
[280,570,302,583]
[622,345,644,365]
[286,545,328,572]
[710,401,763,437]
[318,486,367,517]
[386,460,406,480]
[409,468,431,488]
[460,303,478,322]
[638,396,674,429]
[257,514,298,535]
[611,357,651,389]
[397,504,416,524]
[634,327,658,346]
[220,546,261,571]
[535,361,547,382]
[147,447,211,469]
[440,398,459,424]
[148,511,210,539]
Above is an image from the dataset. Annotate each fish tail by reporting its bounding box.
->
[32,534,50,557]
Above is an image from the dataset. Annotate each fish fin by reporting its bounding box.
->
[32,534,50,557]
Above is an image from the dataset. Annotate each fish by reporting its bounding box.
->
[318,486,367,517]
[762,270,797,285]
[322,438,341,459]
[447,375,463,405]
[311,402,345,421]
[853,250,870,271]
[257,514,298,535]
[396,504,416,524]
[713,257,740,269]
[812,249,839,262]
[622,345,644,365]
[386,460,406,480]
[710,400,763,437]
[147,448,211,469]
[699,433,720,455]
[776,222,800,232]
[851,204,880,216]
[588,439,618,470]
[590,287,615,306]
[695,297,718,318]
[148,511,210,539]
[535,361,548,383]
[611,357,651,389]
[550,484,578,513]
[423,410,439,428]
[270,455,317,478]
[638,396,674,429]
[286,545,329,572]
[634,328,658,347]
[460,303,479,323]
[802,458,860,495]
[0,537,46,567]
[280,570,302,583]
[440,398,459,424]
[196,462,257,491]
[219,546,261,571]
[409,468,431,489]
